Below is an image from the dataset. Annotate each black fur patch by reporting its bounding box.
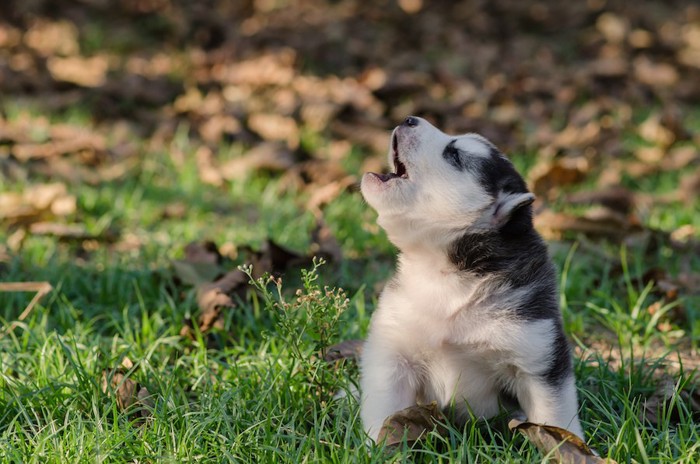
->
[514,281,558,320]
[442,140,463,170]
[448,205,560,321]
[442,139,528,199]
[542,327,573,387]
[475,149,528,198]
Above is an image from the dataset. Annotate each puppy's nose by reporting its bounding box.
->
[403,116,419,127]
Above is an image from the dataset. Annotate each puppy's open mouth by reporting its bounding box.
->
[371,132,408,182]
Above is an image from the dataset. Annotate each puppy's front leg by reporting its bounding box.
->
[516,374,584,439]
[360,342,418,441]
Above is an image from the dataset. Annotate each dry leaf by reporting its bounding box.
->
[194,269,248,333]
[0,281,53,338]
[596,13,628,44]
[220,142,296,181]
[247,113,299,147]
[101,369,154,423]
[195,146,223,187]
[102,370,138,410]
[565,187,635,215]
[24,19,79,56]
[634,56,679,87]
[398,0,423,15]
[529,158,589,199]
[175,238,311,338]
[47,55,109,87]
[377,402,448,447]
[589,57,627,78]
[12,125,106,162]
[509,419,612,463]
[534,208,642,241]
[0,183,76,225]
[638,114,675,147]
[305,176,356,216]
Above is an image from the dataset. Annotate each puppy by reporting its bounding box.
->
[359,116,583,442]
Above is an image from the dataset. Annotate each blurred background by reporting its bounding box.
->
[1,0,699,335]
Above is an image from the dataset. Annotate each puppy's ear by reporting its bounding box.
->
[491,192,535,227]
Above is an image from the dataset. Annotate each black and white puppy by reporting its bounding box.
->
[359,116,583,441]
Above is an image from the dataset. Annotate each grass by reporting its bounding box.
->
[1,105,699,463]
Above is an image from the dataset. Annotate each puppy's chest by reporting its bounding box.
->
[379,269,496,345]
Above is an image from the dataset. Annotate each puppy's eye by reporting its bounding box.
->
[443,140,463,170]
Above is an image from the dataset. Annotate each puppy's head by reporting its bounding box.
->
[361,116,534,250]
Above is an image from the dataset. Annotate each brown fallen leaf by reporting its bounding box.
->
[588,56,628,79]
[220,142,296,181]
[194,268,248,333]
[0,183,76,225]
[0,281,53,339]
[378,402,449,447]
[565,187,635,215]
[24,19,79,57]
[47,55,109,88]
[634,56,679,88]
[176,238,308,338]
[101,369,154,424]
[305,176,357,217]
[247,113,299,148]
[534,207,643,241]
[509,419,612,463]
[323,339,364,363]
[529,158,589,200]
[638,113,675,147]
[11,124,106,162]
[102,370,137,410]
[195,146,224,187]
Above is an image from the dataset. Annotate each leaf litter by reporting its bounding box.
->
[174,227,343,339]
[1,0,698,258]
[509,419,615,464]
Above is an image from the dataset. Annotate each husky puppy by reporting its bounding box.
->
[359,116,583,441]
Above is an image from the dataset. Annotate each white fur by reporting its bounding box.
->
[362,121,493,252]
[359,117,583,441]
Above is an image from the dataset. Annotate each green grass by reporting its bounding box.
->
[1,105,699,463]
